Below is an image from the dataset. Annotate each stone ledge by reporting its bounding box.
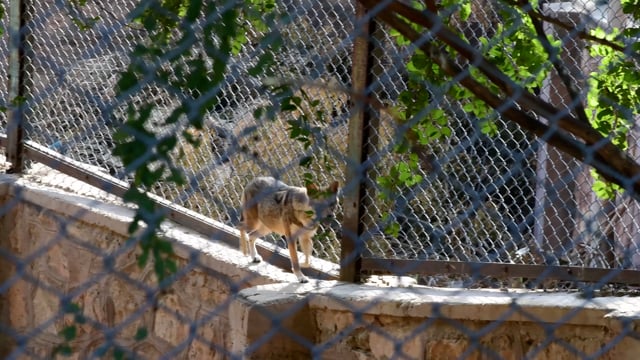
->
[232,282,640,358]
[1,174,134,236]
[236,280,640,327]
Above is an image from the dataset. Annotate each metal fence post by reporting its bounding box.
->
[6,0,28,174]
[340,2,378,283]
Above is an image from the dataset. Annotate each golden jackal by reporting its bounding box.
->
[238,176,339,283]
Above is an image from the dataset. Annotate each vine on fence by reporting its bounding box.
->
[113,0,276,282]
[52,0,278,355]
[586,2,640,198]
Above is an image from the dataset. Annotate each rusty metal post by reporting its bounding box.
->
[6,0,29,173]
[340,2,378,282]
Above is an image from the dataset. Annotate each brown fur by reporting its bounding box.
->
[238,176,339,283]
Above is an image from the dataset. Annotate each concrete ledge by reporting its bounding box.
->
[310,284,640,327]
[236,282,640,325]
[232,282,640,359]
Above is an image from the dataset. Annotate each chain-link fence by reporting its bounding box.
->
[2,0,640,358]
[347,0,640,288]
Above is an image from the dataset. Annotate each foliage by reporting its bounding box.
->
[586,9,640,198]
[379,0,555,196]
[51,302,83,357]
[0,3,5,37]
[278,86,338,185]
[378,0,639,202]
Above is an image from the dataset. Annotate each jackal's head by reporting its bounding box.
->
[306,181,340,222]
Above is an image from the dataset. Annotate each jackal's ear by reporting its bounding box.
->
[328,181,339,193]
[306,183,319,193]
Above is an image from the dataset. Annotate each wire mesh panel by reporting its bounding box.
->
[0,0,638,279]
[354,0,640,287]
[5,0,356,263]
[21,0,136,174]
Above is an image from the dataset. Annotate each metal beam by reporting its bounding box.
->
[361,258,640,286]
[340,1,378,283]
[6,0,29,174]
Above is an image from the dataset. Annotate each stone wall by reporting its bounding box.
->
[1,174,640,359]
[0,175,294,359]
[232,282,640,359]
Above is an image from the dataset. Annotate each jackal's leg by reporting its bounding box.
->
[248,232,263,263]
[239,208,263,263]
[285,229,308,283]
[299,234,313,268]
[239,224,263,263]
[239,227,249,255]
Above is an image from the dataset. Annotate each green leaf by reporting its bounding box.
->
[480,120,498,136]
[299,156,313,167]
[60,325,77,341]
[184,0,202,21]
[154,260,166,279]
[138,247,150,268]
[52,344,73,357]
[114,347,125,360]
[281,99,298,112]
[117,70,139,93]
[157,136,178,155]
[384,221,401,237]
[249,52,275,76]
[135,327,149,341]
[155,239,173,254]
[64,302,81,314]
[167,167,186,185]
[459,3,471,21]
[253,107,265,119]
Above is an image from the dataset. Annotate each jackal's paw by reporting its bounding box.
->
[251,255,262,263]
[301,260,311,268]
[293,269,309,283]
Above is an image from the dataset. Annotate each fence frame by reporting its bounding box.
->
[360,258,640,285]
[342,0,640,286]
[339,0,376,283]
[6,0,28,174]
[2,0,640,286]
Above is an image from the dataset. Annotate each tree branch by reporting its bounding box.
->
[506,0,638,60]
[523,2,591,125]
[356,0,640,197]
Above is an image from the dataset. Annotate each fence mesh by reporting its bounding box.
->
[1,0,640,358]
